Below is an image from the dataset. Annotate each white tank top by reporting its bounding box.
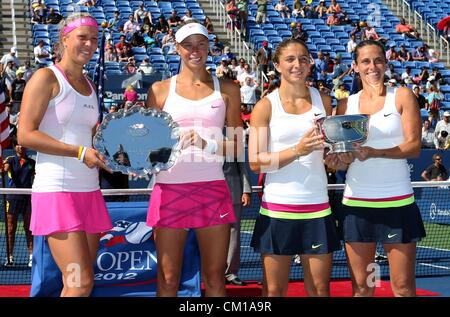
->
[263,87,329,205]
[155,75,226,184]
[344,87,413,199]
[32,65,100,192]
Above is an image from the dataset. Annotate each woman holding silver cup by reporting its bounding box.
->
[248,38,340,297]
[327,40,425,297]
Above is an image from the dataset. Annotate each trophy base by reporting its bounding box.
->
[328,142,358,154]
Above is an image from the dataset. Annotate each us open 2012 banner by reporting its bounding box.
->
[30,201,201,297]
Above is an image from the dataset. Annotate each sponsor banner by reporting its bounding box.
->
[30,201,201,297]
[415,187,450,224]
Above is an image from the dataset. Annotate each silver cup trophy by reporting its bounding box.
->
[315,114,369,154]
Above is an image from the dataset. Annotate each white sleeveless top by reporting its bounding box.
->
[344,87,413,199]
[32,65,100,192]
[263,87,329,205]
[155,75,226,184]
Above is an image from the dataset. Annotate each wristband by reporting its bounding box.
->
[77,146,84,160]
[204,139,218,154]
[79,147,88,163]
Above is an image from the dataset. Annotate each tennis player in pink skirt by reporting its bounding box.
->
[18,13,112,297]
[146,21,243,296]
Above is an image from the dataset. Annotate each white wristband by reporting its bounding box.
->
[79,147,88,163]
[204,138,218,154]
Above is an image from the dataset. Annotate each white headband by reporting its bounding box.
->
[175,23,209,43]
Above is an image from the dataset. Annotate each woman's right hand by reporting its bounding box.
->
[83,147,112,173]
[294,127,324,157]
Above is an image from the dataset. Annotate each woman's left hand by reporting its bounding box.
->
[353,144,374,161]
[180,129,205,149]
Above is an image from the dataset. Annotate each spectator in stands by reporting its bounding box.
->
[327,0,342,14]
[138,57,153,75]
[396,18,420,40]
[235,57,246,78]
[168,10,182,28]
[275,0,291,19]
[34,40,50,69]
[3,139,35,268]
[181,9,194,22]
[162,28,176,52]
[18,12,113,297]
[385,63,401,83]
[412,85,427,109]
[423,44,440,63]
[240,76,258,110]
[236,0,248,34]
[141,16,153,34]
[363,25,380,41]
[249,38,339,297]
[385,44,397,61]
[350,22,364,41]
[255,40,272,76]
[301,3,316,19]
[434,111,450,149]
[134,2,147,23]
[326,12,340,26]
[315,0,327,18]
[260,79,279,98]
[226,0,239,27]
[123,15,141,35]
[216,58,232,79]
[421,154,448,181]
[124,57,138,74]
[328,39,424,297]
[397,44,412,62]
[401,66,413,84]
[347,34,358,54]
[317,80,331,95]
[413,66,429,85]
[1,47,20,73]
[145,21,242,297]
[291,0,303,18]
[427,85,443,124]
[237,63,256,85]
[108,11,121,30]
[241,103,251,134]
[387,78,397,88]
[334,82,349,100]
[10,69,27,107]
[421,119,435,149]
[2,60,17,102]
[431,67,446,85]
[323,52,334,74]
[105,46,118,62]
[426,75,441,91]
[204,16,214,34]
[254,0,268,24]
[330,54,350,90]
[154,15,170,34]
[46,8,63,25]
[222,46,236,61]
[123,84,139,108]
[32,0,46,23]
[228,57,239,80]
[210,37,224,57]
[412,45,427,62]
[19,61,33,82]
[291,22,308,42]
[115,35,131,56]
[313,51,327,81]
[263,70,278,90]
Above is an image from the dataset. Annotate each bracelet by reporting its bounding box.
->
[204,138,219,154]
[290,145,301,159]
[77,146,84,160]
[79,147,88,163]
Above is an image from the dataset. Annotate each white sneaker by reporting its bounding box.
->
[4,256,14,267]
[28,255,33,268]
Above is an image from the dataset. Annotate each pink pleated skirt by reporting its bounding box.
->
[30,190,113,236]
[147,180,236,229]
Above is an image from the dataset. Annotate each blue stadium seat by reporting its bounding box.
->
[149,55,166,63]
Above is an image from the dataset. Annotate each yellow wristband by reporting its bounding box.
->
[77,146,84,160]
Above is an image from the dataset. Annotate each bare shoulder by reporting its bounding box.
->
[395,86,418,110]
[219,77,240,95]
[251,97,272,127]
[396,86,415,99]
[146,78,171,110]
[26,67,59,97]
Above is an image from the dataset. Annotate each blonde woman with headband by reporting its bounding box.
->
[145,20,242,297]
[18,12,112,297]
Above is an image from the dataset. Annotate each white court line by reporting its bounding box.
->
[419,263,450,270]
[418,245,450,252]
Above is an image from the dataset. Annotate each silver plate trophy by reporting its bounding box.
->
[94,106,181,177]
[316,114,369,153]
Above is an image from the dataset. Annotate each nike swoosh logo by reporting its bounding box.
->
[384,113,395,117]
[220,212,229,219]
[211,105,221,108]
[388,234,397,239]
[314,113,324,117]
[312,244,323,249]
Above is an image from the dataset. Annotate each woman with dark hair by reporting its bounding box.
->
[329,40,425,297]
[248,38,340,297]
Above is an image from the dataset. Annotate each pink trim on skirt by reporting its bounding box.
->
[31,190,113,236]
[147,180,236,229]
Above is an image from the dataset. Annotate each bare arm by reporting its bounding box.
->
[221,79,244,159]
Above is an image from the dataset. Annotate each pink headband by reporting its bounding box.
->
[63,17,98,35]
